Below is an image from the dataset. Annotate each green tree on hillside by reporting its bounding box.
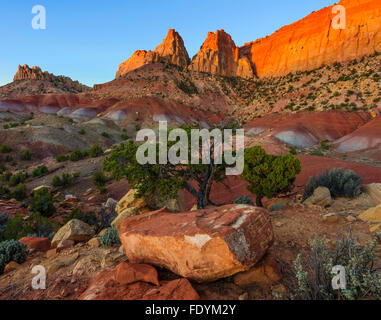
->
[242,146,301,207]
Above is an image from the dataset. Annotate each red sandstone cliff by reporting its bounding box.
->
[116,29,189,78]
[189,29,254,78]
[116,0,380,79]
[240,0,381,77]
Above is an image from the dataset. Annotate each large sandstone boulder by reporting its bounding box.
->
[119,204,274,283]
[79,267,199,300]
[303,186,333,207]
[51,219,95,248]
[363,183,381,204]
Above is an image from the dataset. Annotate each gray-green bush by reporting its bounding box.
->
[303,168,362,201]
[0,240,28,274]
[99,227,120,247]
[292,234,381,300]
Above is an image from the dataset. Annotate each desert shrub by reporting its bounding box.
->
[8,172,27,187]
[64,208,99,227]
[1,214,32,240]
[99,227,120,247]
[269,203,285,211]
[92,171,107,190]
[242,146,301,207]
[175,79,198,95]
[20,150,33,161]
[0,145,12,153]
[233,195,254,205]
[0,240,28,274]
[78,128,86,135]
[292,234,381,300]
[30,187,56,217]
[121,133,128,140]
[101,132,110,138]
[88,144,103,158]
[32,165,49,178]
[11,183,27,201]
[69,149,86,162]
[55,154,69,163]
[0,213,8,241]
[289,147,298,155]
[4,155,13,162]
[1,171,11,182]
[51,172,74,187]
[0,185,10,199]
[310,150,324,156]
[303,168,362,201]
[24,212,57,238]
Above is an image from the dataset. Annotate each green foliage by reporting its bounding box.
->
[269,203,285,212]
[11,183,27,201]
[0,145,12,153]
[8,172,27,187]
[51,172,74,187]
[78,128,86,135]
[20,150,33,161]
[32,165,49,178]
[0,240,28,274]
[55,154,69,163]
[0,185,10,199]
[64,208,99,227]
[0,213,8,241]
[30,187,56,217]
[289,147,298,155]
[103,126,232,209]
[88,144,103,158]
[303,168,362,201]
[175,79,198,95]
[69,149,86,162]
[101,132,110,138]
[99,227,120,247]
[92,171,107,191]
[242,146,301,207]
[2,214,31,240]
[233,195,254,205]
[292,235,381,300]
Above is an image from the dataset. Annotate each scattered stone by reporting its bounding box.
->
[46,248,57,259]
[363,183,381,204]
[116,189,152,214]
[322,213,339,224]
[52,219,95,248]
[346,215,357,222]
[120,204,274,282]
[79,267,199,300]
[87,238,100,247]
[111,207,139,230]
[303,187,333,207]
[57,239,75,251]
[238,292,249,300]
[115,262,160,286]
[4,261,20,274]
[32,185,51,193]
[359,205,381,224]
[105,198,118,212]
[275,221,284,227]
[19,237,51,252]
[46,257,76,274]
[233,254,281,286]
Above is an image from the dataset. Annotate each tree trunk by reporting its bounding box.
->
[256,195,263,207]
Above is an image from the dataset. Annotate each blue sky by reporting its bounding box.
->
[0,0,336,87]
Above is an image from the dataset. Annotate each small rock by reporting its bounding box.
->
[363,183,381,204]
[346,215,357,222]
[275,221,284,227]
[238,292,249,300]
[111,207,139,230]
[322,213,339,224]
[4,261,20,274]
[304,187,333,207]
[19,237,51,252]
[272,284,287,298]
[115,262,160,286]
[88,238,100,248]
[57,239,75,251]
[46,248,57,259]
[52,219,95,248]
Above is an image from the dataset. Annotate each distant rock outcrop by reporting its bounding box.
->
[189,29,254,78]
[13,64,90,92]
[116,29,190,78]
